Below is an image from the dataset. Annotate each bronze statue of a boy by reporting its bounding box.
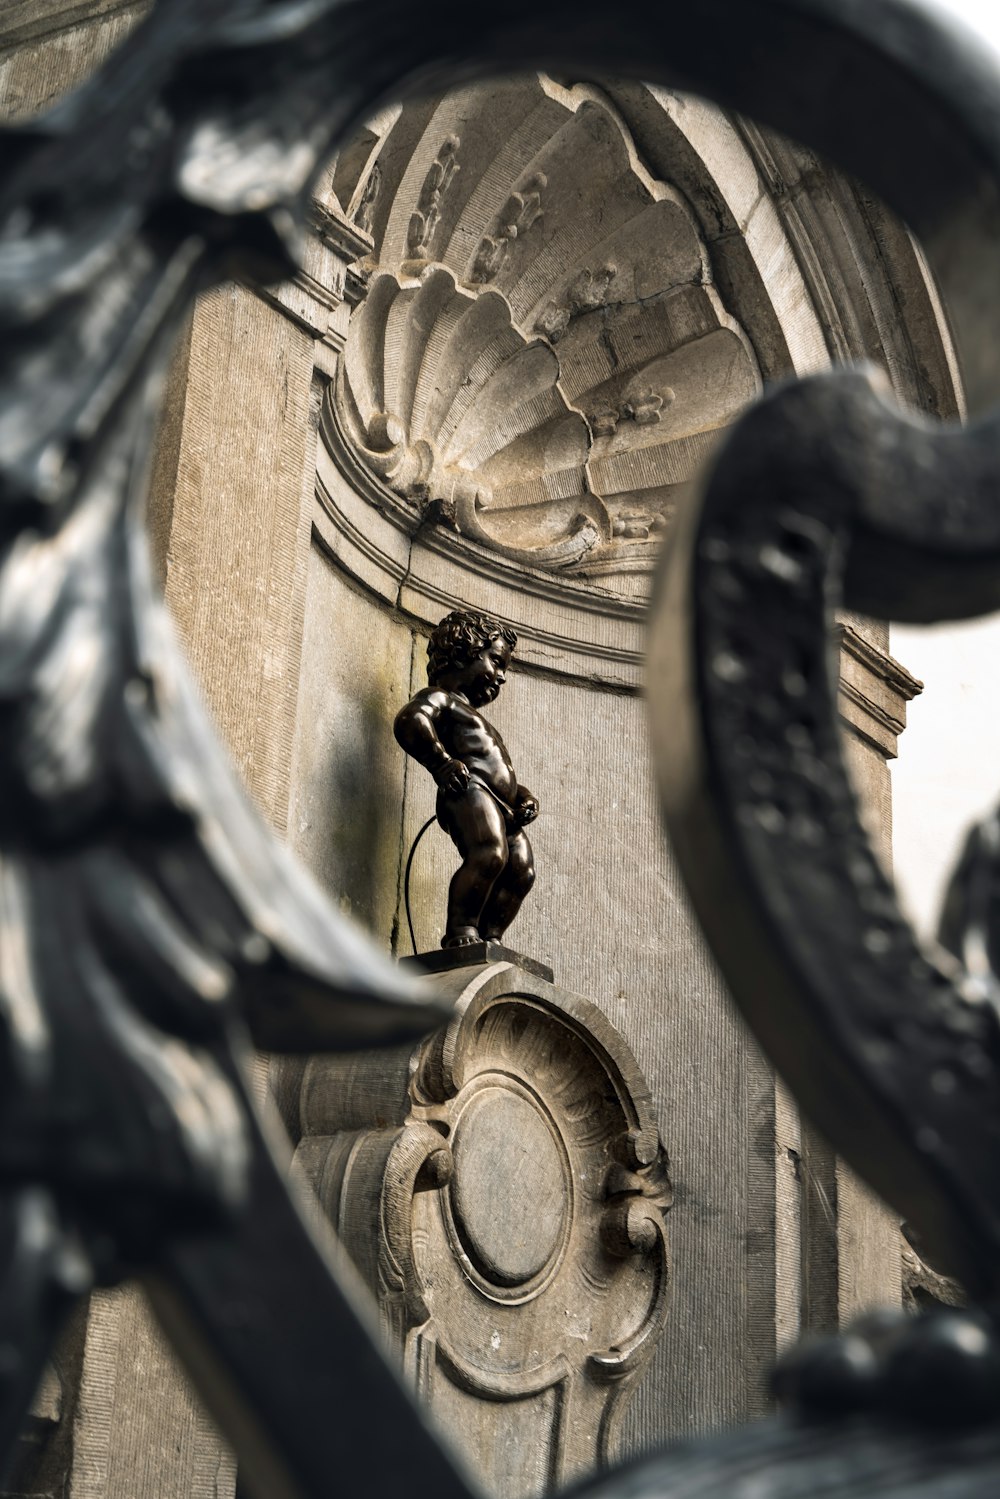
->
[394,609,537,948]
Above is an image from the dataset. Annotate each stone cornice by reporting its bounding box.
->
[308,198,373,264]
[837,623,923,701]
[312,498,646,693]
[835,623,922,759]
[250,198,370,348]
[254,268,342,338]
[0,0,143,51]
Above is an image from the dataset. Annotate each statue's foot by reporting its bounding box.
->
[442,928,480,948]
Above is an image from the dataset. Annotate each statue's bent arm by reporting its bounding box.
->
[393,691,458,782]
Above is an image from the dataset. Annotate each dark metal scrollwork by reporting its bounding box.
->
[0,5,472,1494]
[4,0,1000,1495]
[650,369,1000,1301]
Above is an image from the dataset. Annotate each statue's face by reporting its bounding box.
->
[461,638,511,706]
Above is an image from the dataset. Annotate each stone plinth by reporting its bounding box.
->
[293,957,672,1499]
[401,943,553,983]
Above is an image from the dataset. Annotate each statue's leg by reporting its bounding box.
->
[480,830,534,941]
[0,1187,85,1487]
[441,789,507,946]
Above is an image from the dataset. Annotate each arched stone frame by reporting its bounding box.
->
[316,75,959,696]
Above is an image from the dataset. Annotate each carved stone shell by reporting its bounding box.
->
[335,76,762,589]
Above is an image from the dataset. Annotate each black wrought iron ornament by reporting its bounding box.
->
[5,0,1000,1496]
[649,369,1000,1301]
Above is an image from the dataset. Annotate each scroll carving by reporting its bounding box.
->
[354,163,382,235]
[405,136,461,266]
[295,960,672,1498]
[468,172,546,286]
[534,263,617,343]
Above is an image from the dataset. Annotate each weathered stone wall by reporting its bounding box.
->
[0,0,148,119]
[286,538,918,1456]
[157,282,320,833]
[289,552,413,941]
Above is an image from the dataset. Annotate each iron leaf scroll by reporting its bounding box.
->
[3,0,1000,1496]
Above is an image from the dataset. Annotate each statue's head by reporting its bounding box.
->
[427,610,517,703]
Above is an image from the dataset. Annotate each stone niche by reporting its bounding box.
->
[0,12,963,1498]
[293,957,672,1499]
[289,66,953,1483]
[333,74,762,594]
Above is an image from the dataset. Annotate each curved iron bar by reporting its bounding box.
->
[2,0,1000,1495]
[649,367,1000,1301]
[576,1410,1000,1499]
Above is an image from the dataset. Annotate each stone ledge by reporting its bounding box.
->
[401,942,554,983]
[313,440,928,745]
[836,623,922,759]
[309,197,373,264]
[250,198,369,343]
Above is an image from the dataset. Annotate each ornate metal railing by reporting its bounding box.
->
[3,0,1000,1494]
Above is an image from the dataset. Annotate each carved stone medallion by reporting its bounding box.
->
[293,960,672,1499]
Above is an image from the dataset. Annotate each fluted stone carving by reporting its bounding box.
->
[332,76,762,582]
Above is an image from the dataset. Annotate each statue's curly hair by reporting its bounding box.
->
[427,609,517,685]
